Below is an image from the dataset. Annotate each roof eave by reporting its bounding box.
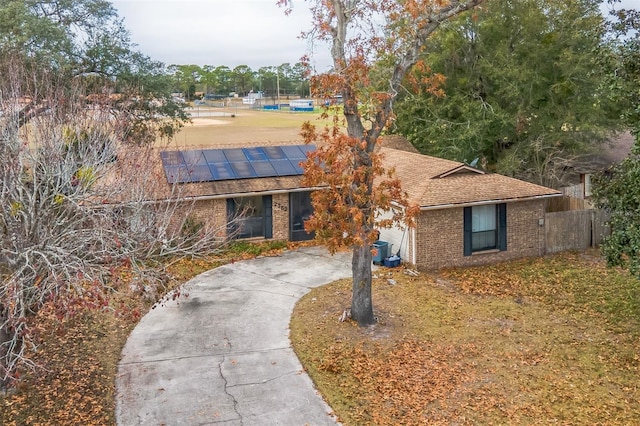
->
[99,185,327,207]
[180,185,326,202]
[418,192,563,211]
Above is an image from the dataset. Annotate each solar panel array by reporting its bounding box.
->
[160,145,316,184]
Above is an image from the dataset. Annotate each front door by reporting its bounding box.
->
[289,191,314,242]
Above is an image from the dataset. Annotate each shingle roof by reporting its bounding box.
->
[104,142,311,203]
[173,175,306,199]
[380,147,561,209]
[570,131,634,174]
[113,141,560,207]
[377,135,421,154]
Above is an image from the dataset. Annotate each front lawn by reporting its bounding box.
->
[290,251,640,425]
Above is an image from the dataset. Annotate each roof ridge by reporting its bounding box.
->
[433,164,485,179]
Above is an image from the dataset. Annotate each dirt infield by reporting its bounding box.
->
[165,108,330,148]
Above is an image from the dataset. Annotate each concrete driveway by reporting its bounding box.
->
[116,246,351,425]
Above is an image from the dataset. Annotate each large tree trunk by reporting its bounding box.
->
[351,244,375,326]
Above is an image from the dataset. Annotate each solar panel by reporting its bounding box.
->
[163,164,190,184]
[263,146,287,160]
[281,145,305,160]
[160,151,184,166]
[210,162,236,180]
[230,161,258,178]
[271,159,298,176]
[291,160,305,174]
[243,147,267,161]
[187,164,213,181]
[299,145,315,156]
[223,148,248,162]
[161,145,316,184]
[182,150,206,166]
[251,160,277,177]
[203,149,227,163]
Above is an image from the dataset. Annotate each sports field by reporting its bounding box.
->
[166,107,332,148]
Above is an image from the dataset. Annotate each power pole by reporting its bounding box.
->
[276,70,280,109]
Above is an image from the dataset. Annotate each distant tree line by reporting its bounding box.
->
[167,63,312,100]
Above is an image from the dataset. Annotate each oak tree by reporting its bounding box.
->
[392,0,620,187]
[279,0,483,325]
[0,0,188,143]
[591,1,640,277]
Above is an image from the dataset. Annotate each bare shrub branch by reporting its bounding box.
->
[0,56,227,383]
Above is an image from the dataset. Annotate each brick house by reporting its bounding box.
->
[158,142,319,243]
[154,138,561,270]
[377,147,562,270]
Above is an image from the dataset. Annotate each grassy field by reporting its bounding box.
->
[166,107,334,147]
[290,251,640,425]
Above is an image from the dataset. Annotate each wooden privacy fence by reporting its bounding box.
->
[546,195,592,212]
[545,209,610,254]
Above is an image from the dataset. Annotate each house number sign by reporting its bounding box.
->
[273,201,288,212]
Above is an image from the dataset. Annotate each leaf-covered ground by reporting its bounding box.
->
[0,240,290,426]
[290,251,640,425]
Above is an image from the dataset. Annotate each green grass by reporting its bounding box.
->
[290,251,640,425]
[224,239,288,257]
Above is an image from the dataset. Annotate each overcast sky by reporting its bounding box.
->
[112,0,640,72]
[112,0,333,71]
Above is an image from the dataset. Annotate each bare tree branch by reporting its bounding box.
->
[0,56,228,383]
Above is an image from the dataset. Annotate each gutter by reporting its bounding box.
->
[176,186,325,203]
[418,193,563,212]
[100,186,326,207]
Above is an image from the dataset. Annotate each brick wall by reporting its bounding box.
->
[188,199,228,238]
[272,193,290,240]
[415,200,546,270]
[184,195,290,241]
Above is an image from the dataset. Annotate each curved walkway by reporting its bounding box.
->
[116,246,351,425]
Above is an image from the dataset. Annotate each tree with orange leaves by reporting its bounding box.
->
[278,0,484,325]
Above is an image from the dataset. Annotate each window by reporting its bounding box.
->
[289,191,315,242]
[463,204,506,256]
[471,204,497,251]
[227,195,272,239]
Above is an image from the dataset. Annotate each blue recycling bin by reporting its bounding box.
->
[371,240,388,264]
[384,255,401,268]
